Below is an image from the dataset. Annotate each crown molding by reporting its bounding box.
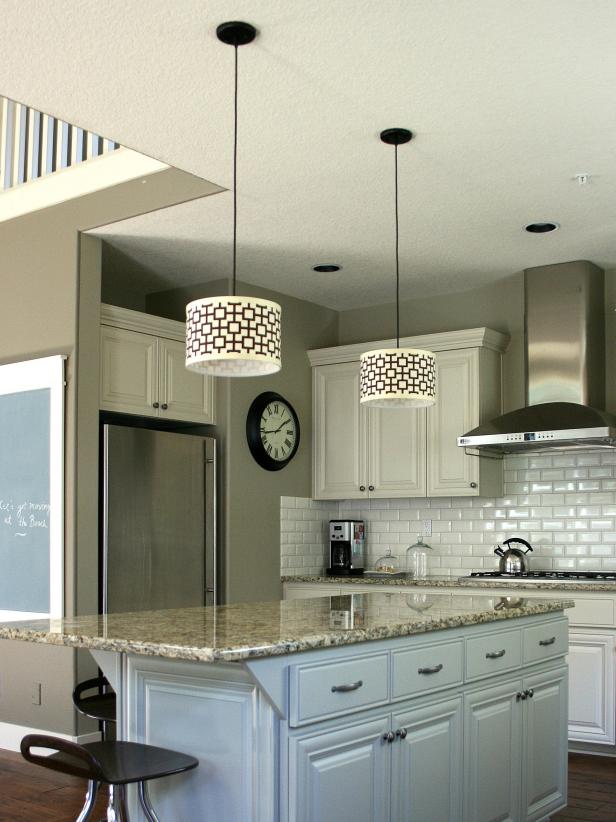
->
[307,327,510,367]
[100,304,186,341]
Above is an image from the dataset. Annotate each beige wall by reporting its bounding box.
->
[0,167,218,736]
[146,280,338,602]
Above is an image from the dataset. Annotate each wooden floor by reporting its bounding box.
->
[552,754,616,821]
[0,748,615,821]
[0,748,107,821]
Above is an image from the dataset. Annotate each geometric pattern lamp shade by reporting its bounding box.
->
[360,348,437,408]
[185,295,282,377]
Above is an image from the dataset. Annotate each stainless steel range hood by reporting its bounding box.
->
[458,261,616,454]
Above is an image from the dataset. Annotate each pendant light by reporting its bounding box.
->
[359,129,436,407]
[186,21,281,377]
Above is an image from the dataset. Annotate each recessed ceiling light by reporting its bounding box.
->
[312,264,341,273]
[524,222,560,233]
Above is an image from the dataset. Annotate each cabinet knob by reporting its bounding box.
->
[516,691,524,701]
[382,731,395,743]
[395,728,407,740]
[524,688,534,699]
[470,482,478,489]
[161,403,168,410]
[368,485,375,492]
[152,402,160,409]
[359,485,366,492]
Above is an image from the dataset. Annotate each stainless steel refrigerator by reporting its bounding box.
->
[101,424,216,614]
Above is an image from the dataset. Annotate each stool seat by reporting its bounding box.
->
[74,691,117,724]
[48,740,198,785]
[21,733,198,821]
[72,676,117,725]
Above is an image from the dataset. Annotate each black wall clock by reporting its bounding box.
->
[246,392,300,471]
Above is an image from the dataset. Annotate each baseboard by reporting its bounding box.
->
[0,721,101,753]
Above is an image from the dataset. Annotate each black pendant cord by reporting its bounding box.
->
[232,43,238,297]
[394,144,400,348]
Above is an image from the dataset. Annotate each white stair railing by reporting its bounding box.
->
[0,96,120,192]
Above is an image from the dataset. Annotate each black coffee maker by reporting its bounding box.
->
[327,520,365,576]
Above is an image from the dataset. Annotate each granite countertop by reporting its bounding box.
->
[0,593,572,663]
[283,574,616,593]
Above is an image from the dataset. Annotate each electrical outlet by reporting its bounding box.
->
[31,682,41,706]
[422,519,432,537]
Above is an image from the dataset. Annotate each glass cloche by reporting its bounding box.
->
[373,548,400,575]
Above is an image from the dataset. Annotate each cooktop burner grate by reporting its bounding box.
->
[469,570,616,581]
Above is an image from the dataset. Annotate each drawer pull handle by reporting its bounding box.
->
[331,680,363,693]
[418,663,443,675]
[539,636,556,647]
[486,649,506,659]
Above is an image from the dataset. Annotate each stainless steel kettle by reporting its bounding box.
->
[494,537,533,574]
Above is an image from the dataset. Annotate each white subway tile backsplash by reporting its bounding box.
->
[281,450,616,577]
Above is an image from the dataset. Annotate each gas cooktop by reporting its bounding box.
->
[463,571,616,583]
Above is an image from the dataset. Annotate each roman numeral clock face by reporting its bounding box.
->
[246,392,300,471]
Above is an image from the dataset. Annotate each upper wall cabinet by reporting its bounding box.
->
[100,305,215,425]
[309,329,508,500]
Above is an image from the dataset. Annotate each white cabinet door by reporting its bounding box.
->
[313,363,367,500]
[428,349,480,496]
[288,714,391,822]
[368,405,427,498]
[392,697,462,822]
[568,631,616,744]
[100,326,158,416]
[522,666,568,822]
[159,338,215,424]
[464,679,522,822]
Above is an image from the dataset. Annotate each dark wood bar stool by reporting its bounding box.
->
[72,676,117,739]
[21,733,198,821]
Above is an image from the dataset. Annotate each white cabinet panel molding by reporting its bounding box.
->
[308,327,509,367]
[568,632,615,745]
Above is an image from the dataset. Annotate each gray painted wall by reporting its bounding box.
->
[0,168,217,737]
[338,267,616,415]
[338,271,526,413]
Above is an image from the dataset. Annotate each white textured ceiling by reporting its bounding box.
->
[3,0,616,309]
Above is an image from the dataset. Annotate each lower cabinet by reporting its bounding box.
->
[464,667,567,822]
[568,631,616,745]
[288,698,463,822]
[392,697,463,822]
[524,668,568,821]
[288,714,391,822]
[464,680,522,822]
[288,671,566,822]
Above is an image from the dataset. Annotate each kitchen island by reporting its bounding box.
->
[0,592,572,822]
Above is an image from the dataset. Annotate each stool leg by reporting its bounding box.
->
[138,782,161,822]
[106,784,130,822]
[75,780,99,822]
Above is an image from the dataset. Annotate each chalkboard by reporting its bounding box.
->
[0,356,64,618]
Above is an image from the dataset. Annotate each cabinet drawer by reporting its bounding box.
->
[290,652,389,726]
[569,597,615,627]
[392,639,463,700]
[466,628,521,680]
[523,619,568,665]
